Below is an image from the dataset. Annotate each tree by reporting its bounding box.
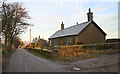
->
[12,37,24,49]
[1,1,32,54]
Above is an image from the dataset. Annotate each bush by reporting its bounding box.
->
[74,42,78,45]
[96,44,112,50]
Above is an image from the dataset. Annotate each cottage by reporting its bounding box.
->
[49,8,107,47]
[31,36,48,49]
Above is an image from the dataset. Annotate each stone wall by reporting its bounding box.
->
[53,45,85,58]
[52,42,119,58]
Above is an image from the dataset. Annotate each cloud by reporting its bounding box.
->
[18,1,118,41]
[31,12,68,29]
[7,0,41,3]
[96,14,118,39]
[96,14,118,26]
[21,12,69,41]
[106,30,118,39]
[10,0,118,2]
[70,13,87,23]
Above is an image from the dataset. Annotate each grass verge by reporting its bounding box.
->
[26,49,58,61]
[25,48,119,62]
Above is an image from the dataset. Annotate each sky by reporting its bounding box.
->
[4,0,119,44]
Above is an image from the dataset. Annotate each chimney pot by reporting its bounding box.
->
[89,8,91,12]
[39,35,40,39]
[76,22,78,25]
[61,22,64,30]
[35,37,37,40]
[87,8,93,21]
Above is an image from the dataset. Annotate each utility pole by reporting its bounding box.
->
[30,29,31,43]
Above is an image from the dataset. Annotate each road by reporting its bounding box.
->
[4,49,65,72]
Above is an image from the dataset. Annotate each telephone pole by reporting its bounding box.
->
[30,29,31,43]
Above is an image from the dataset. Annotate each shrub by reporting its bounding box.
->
[74,42,78,45]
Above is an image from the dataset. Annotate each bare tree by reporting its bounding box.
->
[12,36,24,49]
[1,1,32,55]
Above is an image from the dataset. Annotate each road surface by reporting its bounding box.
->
[4,49,65,72]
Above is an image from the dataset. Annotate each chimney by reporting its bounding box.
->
[30,29,31,43]
[61,22,64,30]
[76,22,78,25]
[38,35,40,39]
[87,8,93,21]
[35,37,37,40]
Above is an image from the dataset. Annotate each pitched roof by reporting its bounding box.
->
[49,20,106,39]
[32,39,39,43]
[49,21,91,39]
[32,39,48,44]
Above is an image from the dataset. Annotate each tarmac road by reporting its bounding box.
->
[4,49,65,72]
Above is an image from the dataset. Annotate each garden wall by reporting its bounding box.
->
[52,42,120,58]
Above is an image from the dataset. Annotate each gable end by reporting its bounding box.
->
[78,20,107,36]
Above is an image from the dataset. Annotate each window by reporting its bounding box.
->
[70,37,71,42]
[67,37,69,45]
[54,39,58,46]
[50,40,52,46]
[67,37,72,45]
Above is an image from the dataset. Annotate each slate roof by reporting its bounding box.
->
[49,21,92,39]
[32,39,39,43]
[32,39,48,44]
[49,20,106,39]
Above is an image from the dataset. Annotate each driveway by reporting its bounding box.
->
[55,53,119,72]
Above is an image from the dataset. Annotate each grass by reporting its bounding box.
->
[25,48,119,62]
[26,49,58,61]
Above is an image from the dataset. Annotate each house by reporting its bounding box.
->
[31,36,49,49]
[49,8,107,47]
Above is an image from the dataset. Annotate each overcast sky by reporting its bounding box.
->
[5,0,119,43]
